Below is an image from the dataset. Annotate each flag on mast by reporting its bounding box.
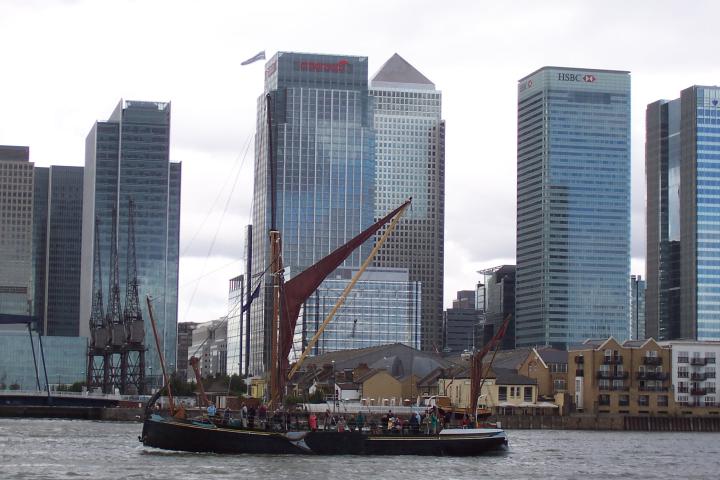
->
[241,50,266,66]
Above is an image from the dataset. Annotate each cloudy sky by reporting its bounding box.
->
[2,0,719,324]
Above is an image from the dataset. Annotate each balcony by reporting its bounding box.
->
[690,372,707,381]
[597,371,628,380]
[636,372,669,381]
[691,357,708,366]
[638,385,669,392]
[575,369,584,377]
[610,385,629,392]
[677,387,689,393]
[678,357,689,364]
[575,355,584,364]
[691,388,707,396]
[642,356,663,366]
[603,355,624,365]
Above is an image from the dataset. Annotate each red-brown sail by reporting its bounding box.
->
[277,199,411,388]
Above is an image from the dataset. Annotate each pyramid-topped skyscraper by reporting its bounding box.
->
[370,54,445,352]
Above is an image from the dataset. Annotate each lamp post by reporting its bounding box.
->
[149,365,154,393]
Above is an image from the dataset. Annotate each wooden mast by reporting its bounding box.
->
[269,230,282,407]
[146,296,176,414]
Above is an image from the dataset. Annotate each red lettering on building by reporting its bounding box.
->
[297,59,351,73]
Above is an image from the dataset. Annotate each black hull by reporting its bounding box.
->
[140,417,508,456]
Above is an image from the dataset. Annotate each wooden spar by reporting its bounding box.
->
[287,201,410,380]
[470,314,511,417]
[269,230,282,407]
[146,296,176,414]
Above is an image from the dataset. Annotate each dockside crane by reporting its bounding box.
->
[121,198,146,394]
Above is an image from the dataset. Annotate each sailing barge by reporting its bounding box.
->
[140,196,509,455]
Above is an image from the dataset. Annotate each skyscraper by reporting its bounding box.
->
[80,100,181,383]
[516,67,631,348]
[443,290,481,353]
[32,167,49,326]
[250,52,374,374]
[226,274,244,376]
[630,275,646,340]
[0,146,33,317]
[32,166,84,336]
[480,265,516,350]
[646,86,720,341]
[370,53,445,353]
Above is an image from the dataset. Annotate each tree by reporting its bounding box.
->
[169,372,196,396]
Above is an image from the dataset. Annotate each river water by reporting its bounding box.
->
[0,418,717,479]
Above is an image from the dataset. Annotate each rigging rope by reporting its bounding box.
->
[180,135,254,324]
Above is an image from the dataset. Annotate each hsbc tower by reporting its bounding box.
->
[515,67,631,348]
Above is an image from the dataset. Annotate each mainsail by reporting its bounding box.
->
[274,199,412,401]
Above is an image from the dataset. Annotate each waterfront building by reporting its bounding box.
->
[480,265,516,350]
[439,366,538,415]
[475,347,567,403]
[0,146,34,316]
[443,290,482,353]
[176,322,198,382]
[80,100,181,379]
[297,267,420,356]
[295,343,449,407]
[659,340,719,411]
[226,275,244,376]
[631,275,646,340]
[250,52,374,375]
[0,333,87,389]
[516,67,631,348]
[188,319,227,380]
[568,338,674,415]
[370,53,445,354]
[646,87,720,341]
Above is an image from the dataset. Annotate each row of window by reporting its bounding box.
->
[498,386,533,402]
[598,394,669,407]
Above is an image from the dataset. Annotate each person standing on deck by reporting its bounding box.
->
[356,411,365,431]
[430,411,438,434]
[309,412,318,431]
[323,409,332,431]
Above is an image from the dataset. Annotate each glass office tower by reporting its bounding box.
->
[370,53,445,353]
[250,52,374,374]
[647,86,720,341]
[81,100,181,380]
[297,267,420,356]
[516,67,631,348]
[32,167,49,328]
[36,166,84,336]
[630,275,646,340]
[0,146,34,317]
[226,274,244,376]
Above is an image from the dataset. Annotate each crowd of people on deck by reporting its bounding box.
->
[196,402,478,434]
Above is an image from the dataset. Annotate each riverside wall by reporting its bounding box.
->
[0,406,143,421]
[495,414,720,432]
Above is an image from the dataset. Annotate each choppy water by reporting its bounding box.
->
[0,418,718,479]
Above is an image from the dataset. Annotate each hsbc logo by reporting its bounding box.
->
[558,72,597,83]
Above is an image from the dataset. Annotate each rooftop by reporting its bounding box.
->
[371,53,435,89]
